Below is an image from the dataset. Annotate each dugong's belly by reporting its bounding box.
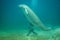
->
[24,8,42,26]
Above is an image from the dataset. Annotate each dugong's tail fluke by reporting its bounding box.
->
[18,4,51,33]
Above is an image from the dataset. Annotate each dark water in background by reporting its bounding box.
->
[0,0,60,32]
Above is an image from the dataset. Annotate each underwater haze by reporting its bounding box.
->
[0,0,60,40]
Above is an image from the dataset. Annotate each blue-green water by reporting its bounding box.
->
[0,0,60,40]
[0,0,60,32]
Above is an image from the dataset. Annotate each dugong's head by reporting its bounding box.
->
[18,4,29,14]
[18,4,29,9]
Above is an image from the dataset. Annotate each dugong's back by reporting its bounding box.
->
[19,4,50,31]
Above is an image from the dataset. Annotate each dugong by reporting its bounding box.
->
[18,4,51,35]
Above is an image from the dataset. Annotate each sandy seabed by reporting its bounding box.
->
[0,28,60,40]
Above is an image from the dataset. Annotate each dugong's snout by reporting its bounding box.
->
[18,4,28,9]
